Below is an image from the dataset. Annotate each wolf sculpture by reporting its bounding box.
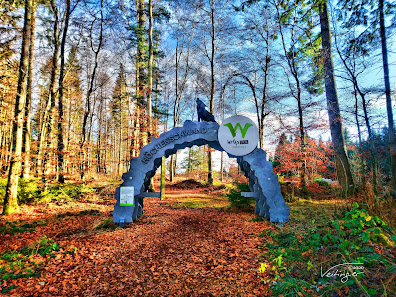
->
[196,98,216,122]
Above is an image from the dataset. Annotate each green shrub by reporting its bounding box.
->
[314,177,331,189]
[0,178,7,204]
[0,180,95,205]
[18,178,39,204]
[262,203,395,296]
[251,216,264,222]
[37,185,62,203]
[0,236,62,293]
[18,236,60,257]
[0,220,47,235]
[37,183,93,203]
[95,218,117,231]
[62,183,94,197]
[0,178,40,205]
[0,179,97,207]
[284,192,298,203]
[226,183,254,210]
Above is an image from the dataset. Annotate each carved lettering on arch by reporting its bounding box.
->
[141,128,208,164]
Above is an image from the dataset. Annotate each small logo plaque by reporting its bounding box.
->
[218,115,259,156]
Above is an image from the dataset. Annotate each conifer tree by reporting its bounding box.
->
[110,65,129,175]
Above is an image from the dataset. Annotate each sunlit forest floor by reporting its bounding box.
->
[0,181,395,296]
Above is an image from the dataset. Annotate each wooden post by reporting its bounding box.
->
[160,156,165,200]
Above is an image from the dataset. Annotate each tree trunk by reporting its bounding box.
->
[207,1,215,185]
[22,1,36,179]
[36,93,51,179]
[57,0,71,183]
[97,88,103,173]
[319,1,355,195]
[169,154,175,182]
[40,0,60,185]
[136,0,146,105]
[135,0,147,151]
[146,0,155,192]
[118,95,122,175]
[354,87,366,187]
[3,0,33,214]
[81,0,104,180]
[334,26,378,194]
[161,156,165,199]
[296,81,307,196]
[220,151,224,182]
[259,31,271,149]
[276,3,307,195]
[147,0,153,135]
[379,0,396,189]
[133,107,142,158]
[47,0,60,179]
[359,89,378,194]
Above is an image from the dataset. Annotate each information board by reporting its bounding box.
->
[120,187,134,206]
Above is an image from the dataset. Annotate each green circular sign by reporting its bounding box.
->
[218,115,259,156]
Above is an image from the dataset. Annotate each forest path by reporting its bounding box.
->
[2,188,275,296]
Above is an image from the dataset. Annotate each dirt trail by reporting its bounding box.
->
[2,192,274,296]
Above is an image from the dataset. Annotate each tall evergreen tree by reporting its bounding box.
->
[110,65,129,175]
[63,48,83,174]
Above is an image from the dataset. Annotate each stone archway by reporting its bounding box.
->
[113,120,290,224]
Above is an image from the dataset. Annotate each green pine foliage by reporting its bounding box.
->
[226,182,253,210]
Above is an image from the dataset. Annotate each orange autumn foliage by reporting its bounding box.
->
[273,136,335,181]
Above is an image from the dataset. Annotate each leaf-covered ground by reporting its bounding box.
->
[1,183,395,296]
[0,186,274,296]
